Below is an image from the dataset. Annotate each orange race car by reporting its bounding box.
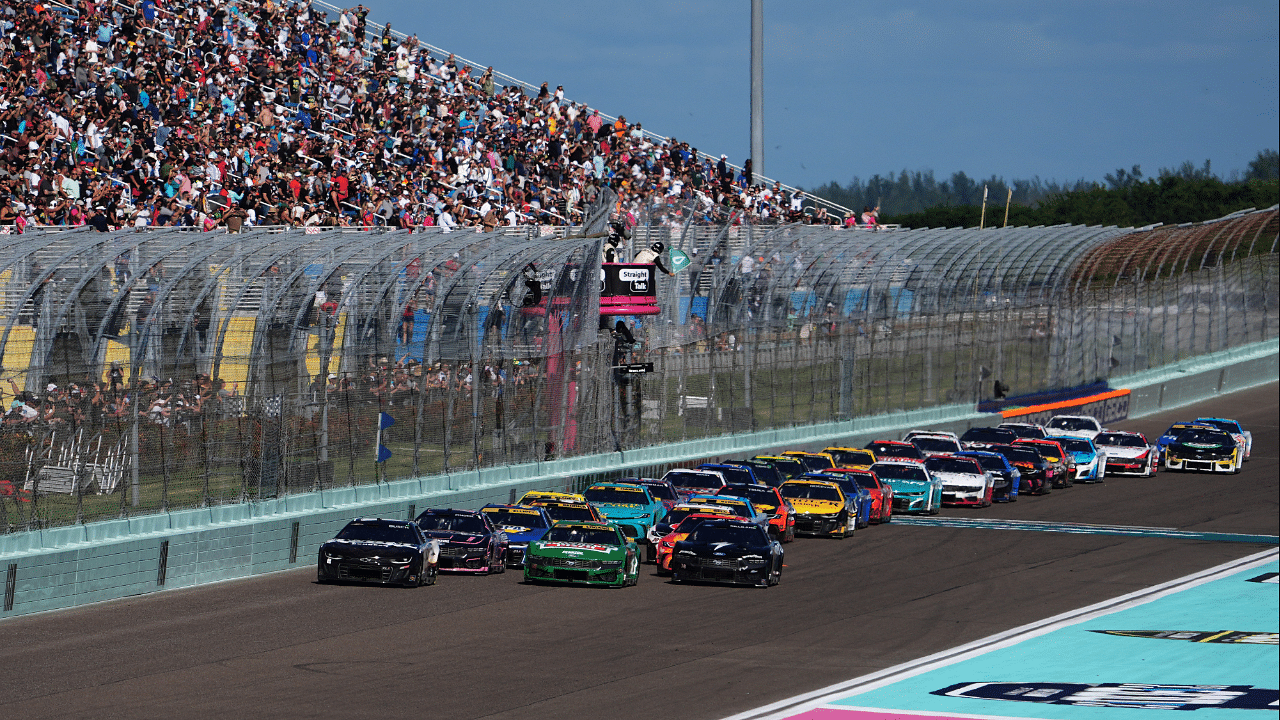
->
[824,447,877,470]
[655,512,747,574]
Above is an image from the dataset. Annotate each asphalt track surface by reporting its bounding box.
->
[2,384,1276,720]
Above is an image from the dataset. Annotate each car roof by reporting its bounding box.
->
[482,504,549,514]
[782,478,842,487]
[956,450,1001,457]
[351,517,414,525]
[550,521,615,530]
[588,482,650,491]
[420,508,481,516]
[868,440,913,446]
[870,459,924,466]
[671,503,733,513]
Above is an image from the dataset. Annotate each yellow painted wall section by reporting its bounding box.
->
[1,325,35,391]
[100,339,131,384]
[304,312,347,379]
[217,315,256,389]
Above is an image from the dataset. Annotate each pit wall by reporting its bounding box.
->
[2,339,1275,619]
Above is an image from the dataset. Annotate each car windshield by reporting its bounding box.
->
[543,505,598,521]
[665,470,723,489]
[584,487,650,504]
[699,498,751,515]
[674,516,713,533]
[1000,425,1046,439]
[1176,429,1232,445]
[1056,439,1093,453]
[483,509,549,529]
[688,525,766,545]
[780,483,843,501]
[846,473,878,489]
[792,455,834,471]
[867,443,922,460]
[1096,433,1146,448]
[741,463,783,486]
[638,483,679,501]
[926,457,981,475]
[417,514,487,533]
[1023,443,1062,460]
[712,466,756,484]
[1048,417,1097,431]
[662,507,724,524]
[963,455,1007,471]
[723,486,778,507]
[870,463,929,481]
[543,527,619,545]
[335,522,419,544]
[962,427,1018,443]
[994,446,1042,464]
[913,437,960,453]
[1196,419,1238,434]
[828,449,875,467]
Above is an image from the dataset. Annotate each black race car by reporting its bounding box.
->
[670,518,784,588]
[317,518,440,587]
[960,426,1019,450]
[990,444,1051,495]
[415,508,509,573]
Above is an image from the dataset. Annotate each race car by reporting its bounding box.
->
[871,460,943,514]
[582,482,665,542]
[955,450,1020,502]
[1094,431,1159,477]
[960,426,1020,450]
[753,455,812,481]
[818,467,894,522]
[1047,435,1106,482]
[989,443,1051,495]
[1193,417,1252,461]
[1046,415,1104,440]
[522,521,640,587]
[823,447,877,470]
[778,479,860,537]
[997,423,1048,440]
[909,433,964,458]
[685,493,770,531]
[619,477,681,511]
[317,518,440,587]
[415,508,509,573]
[717,483,796,541]
[801,472,872,528]
[1164,426,1242,474]
[926,455,994,507]
[670,518,784,588]
[481,504,553,569]
[698,462,763,485]
[662,468,728,501]
[516,490,586,506]
[1156,422,1216,455]
[720,458,787,486]
[780,450,837,472]
[654,512,741,574]
[646,502,739,559]
[865,440,927,465]
[1013,438,1074,488]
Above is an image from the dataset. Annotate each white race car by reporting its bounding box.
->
[1045,415,1103,441]
[1094,431,1159,477]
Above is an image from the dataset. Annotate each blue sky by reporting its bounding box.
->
[349,1,1278,189]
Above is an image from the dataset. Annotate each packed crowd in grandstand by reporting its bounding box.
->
[0,0,876,232]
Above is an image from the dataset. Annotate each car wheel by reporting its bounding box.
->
[424,563,437,586]
[670,571,683,584]
[645,544,657,564]
[495,550,507,574]
[316,567,328,584]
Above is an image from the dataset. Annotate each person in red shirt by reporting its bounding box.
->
[330,169,350,213]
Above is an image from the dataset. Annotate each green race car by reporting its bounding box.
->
[522,521,640,588]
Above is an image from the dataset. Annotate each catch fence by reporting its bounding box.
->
[0,207,1275,531]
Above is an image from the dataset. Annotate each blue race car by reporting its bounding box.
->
[1047,435,1106,483]
[871,461,943,515]
[956,450,1021,502]
[481,504,553,569]
[582,482,665,544]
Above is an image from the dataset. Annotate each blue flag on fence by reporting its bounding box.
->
[379,412,395,430]
[377,444,393,463]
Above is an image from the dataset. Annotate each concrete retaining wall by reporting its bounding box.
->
[3,339,1275,619]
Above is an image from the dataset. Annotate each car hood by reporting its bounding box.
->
[493,525,549,543]
[883,478,932,492]
[595,503,655,519]
[674,541,771,559]
[529,541,623,558]
[788,498,843,514]
[321,539,419,556]
[933,471,985,487]
[1068,450,1097,462]
[1098,445,1147,459]
[1171,441,1233,455]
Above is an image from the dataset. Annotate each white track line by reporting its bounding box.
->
[722,548,1279,720]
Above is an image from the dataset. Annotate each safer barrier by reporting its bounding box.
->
[2,338,1274,619]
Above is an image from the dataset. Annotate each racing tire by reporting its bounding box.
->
[423,563,437,586]
[645,544,657,564]
[317,568,328,584]
[1231,459,1242,475]
[839,512,853,538]
[670,572,683,584]
[881,507,893,523]
[494,551,507,574]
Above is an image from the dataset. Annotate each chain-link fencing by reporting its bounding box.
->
[0,207,1275,532]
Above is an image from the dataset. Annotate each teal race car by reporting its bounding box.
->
[523,521,640,587]
[583,482,665,543]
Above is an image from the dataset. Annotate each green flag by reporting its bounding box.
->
[669,248,691,273]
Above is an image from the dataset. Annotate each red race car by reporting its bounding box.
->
[821,468,894,523]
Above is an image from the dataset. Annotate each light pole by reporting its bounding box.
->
[750,0,764,180]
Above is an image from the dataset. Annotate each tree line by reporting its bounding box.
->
[807,149,1279,229]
